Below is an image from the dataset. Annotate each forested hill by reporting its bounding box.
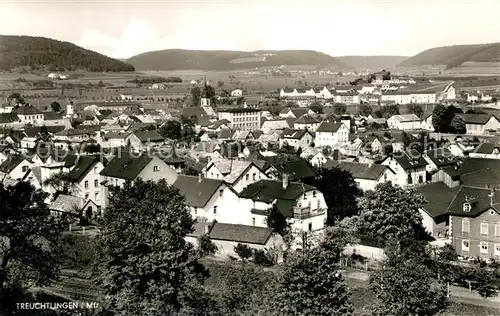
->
[399,43,500,69]
[126,49,344,70]
[0,35,135,72]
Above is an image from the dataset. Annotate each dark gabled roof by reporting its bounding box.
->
[281,128,311,140]
[387,150,427,170]
[173,175,225,208]
[133,130,164,143]
[316,122,343,133]
[14,105,41,115]
[24,125,66,137]
[424,148,459,167]
[458,158,500,187]
[472,142,500,155]
[209,119,230,129]
[416,182,460,219]
[0,155,25,173]
[217,129,234,139]
[447,186,500,217]
[290,108,310,117]
[42,112,63,120]
[208,222,273,245]
[324,161,394,180]
[265,158,316,180]
[100,151,154,180]
[66,156,103,183]
[239,179,314,202]
[295,114,319,125]
[457,113,498,125]
[0,113,21,124]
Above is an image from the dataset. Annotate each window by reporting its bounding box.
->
[303,193,307,199]
[462,240,470,252]
[496,244,500,256]
[213,206,217,214]
[22,166,28,172]
[317,200,321,209]
[252,173,256,181]
[463,203,471,212]
[308,222,312,231]
[84,181,89,188]
[308,201,311,208]
[194,207,197,215]
[462,219,470,233]
[418,175,423,184]
[153,166,159,172]
[384,173,388,181]
[481,223,489,236]
[252,217,255,226]
[219,189,223,197]
[94,179,99,187]
[480,242,489,254]
[94,166,98,174]
[313,191,317,198]
[496,223,500,237]
[95,192,99,201]
[245,174,249,181]
[85,193,89,200]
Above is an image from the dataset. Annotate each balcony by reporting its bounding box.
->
[293,206,326,219]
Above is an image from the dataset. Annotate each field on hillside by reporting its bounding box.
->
[0,68,357,109]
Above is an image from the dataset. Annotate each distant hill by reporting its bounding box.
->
[0,35,135,72]
[126,49,344,70]
[399,43,500,69]
[336,56,408,70]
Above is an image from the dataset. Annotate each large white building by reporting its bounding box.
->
[217,108,262,131]
[381,91,437,105]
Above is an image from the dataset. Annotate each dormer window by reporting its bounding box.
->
[463,202,471,212]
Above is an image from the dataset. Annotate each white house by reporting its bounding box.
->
[314,122,350,148]
[261,119,293,134]
[294,115,320,131]
[231,89,243,97]
[221,176,328,249]
[457,113,500,135]
[380,151,427,187]
[324,161,396,191]
[421,114,434,131]
[203,159,271,193]
[65,156,106,208]
[279,129,314,150]
[99,152,178,209]
[15,105,44,125]
[173,175,239,223]
[387,114,422,130]
[0,155,33,180]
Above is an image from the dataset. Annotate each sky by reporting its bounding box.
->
[0,0,499,59]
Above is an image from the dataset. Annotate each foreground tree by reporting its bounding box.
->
[191,86,202,106]
[50,101,61,112]
[43,171,75,196]
[0,182,68,312]
[355,183,427,241]
[160,120,182,140]
[266,204,290,236]
[97,179,208,314]
[370,240,449,316]
[333,103,347,115]
[359,103,373,116]
[272,247,353,316]
[450,115,466,134]
[310,102,324,114]
[304,167,362,224]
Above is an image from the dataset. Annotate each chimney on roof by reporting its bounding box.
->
[282,173,289,190]
[489,187,495,206]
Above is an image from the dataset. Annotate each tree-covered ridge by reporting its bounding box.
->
[126,49,344,70]
[0,35,135,72]
[399,42,500,69]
